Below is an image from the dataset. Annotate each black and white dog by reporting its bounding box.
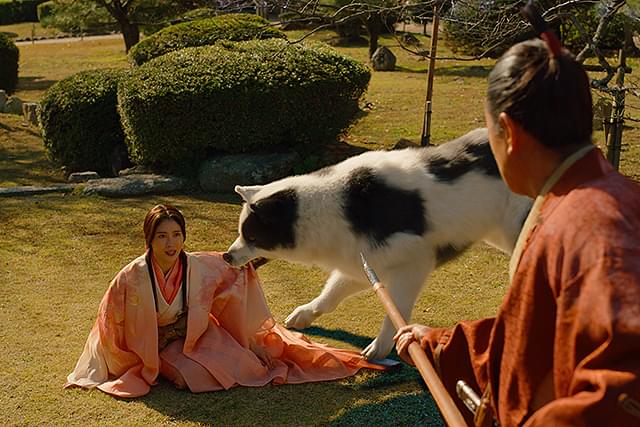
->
[223,128,532,360]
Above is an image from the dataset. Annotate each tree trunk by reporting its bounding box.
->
[119,19,140,52]
[101,0,140,53]
[365,14,382,59]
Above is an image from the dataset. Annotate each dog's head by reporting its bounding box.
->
[223,184,298,267]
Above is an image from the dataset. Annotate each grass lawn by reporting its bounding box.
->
[0,22,639,426]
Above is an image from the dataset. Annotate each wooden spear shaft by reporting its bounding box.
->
[360,254,467,427]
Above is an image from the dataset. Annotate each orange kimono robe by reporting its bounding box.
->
[65,251,383,397]
[421,149,640,426]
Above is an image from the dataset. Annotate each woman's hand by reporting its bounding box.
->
[250,338,274,369]
[393,324,432,366]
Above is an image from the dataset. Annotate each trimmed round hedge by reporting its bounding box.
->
[0,33,19,94]
[39,69,128,175]
[128,13,286,66]
[118,39,371,172]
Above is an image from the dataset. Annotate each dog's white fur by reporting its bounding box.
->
[226,129,531,359]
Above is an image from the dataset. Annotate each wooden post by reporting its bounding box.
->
[420,7,439,147]
[606,48,627,170]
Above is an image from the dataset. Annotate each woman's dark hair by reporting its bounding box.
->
[143,204,186,248]
[486,38,593,150]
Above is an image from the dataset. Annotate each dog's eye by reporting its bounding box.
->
[246,235,256,242]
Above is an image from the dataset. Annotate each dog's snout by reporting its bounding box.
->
[222,252,233,264]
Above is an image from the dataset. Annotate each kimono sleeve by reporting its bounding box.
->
[524,254,640,426]
[209,264,274,348]
[65,272,149,396]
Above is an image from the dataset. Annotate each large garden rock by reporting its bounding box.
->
[83,174,186,197]
[199,152,300,193]
[371,46,396,71]
[4,96,23,115]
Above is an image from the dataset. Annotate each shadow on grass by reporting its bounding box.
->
[298,325,374,350]
[329,392,444,427]
[138,366,443,426]
[435,65,491,78]
[17,76,59,92]
[394,64,491,78]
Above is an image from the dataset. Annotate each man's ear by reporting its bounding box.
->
[498,112,522,156]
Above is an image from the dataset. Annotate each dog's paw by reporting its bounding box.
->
[284,304,318,329]
[361,337,393,360]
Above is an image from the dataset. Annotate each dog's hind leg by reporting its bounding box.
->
[361,263,431,360]
[284,270,368,329]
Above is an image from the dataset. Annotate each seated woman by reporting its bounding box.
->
[65,204,386,398]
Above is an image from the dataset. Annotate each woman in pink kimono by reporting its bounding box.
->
[65,204,384,398]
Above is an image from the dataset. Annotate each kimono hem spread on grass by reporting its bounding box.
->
[65,251,383,397]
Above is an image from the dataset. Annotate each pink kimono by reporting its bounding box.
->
[65,251,384,397]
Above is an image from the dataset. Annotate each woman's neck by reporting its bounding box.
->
[152,251,178,275]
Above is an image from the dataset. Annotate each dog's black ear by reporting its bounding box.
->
[252,189,297,225]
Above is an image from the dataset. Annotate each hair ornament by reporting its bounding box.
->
[521,0,562,57]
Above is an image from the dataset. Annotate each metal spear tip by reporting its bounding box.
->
[360,252,380,286]
[359,252,368,268]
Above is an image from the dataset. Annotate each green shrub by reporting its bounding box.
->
[36,0,53,22]
[0,0,46,24]
[118,39,370,172]
[37,0,117,34]
[0,33,19,94]
[128,13,286,66]
[39,69,128,175]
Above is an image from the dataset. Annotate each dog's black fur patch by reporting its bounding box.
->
[242,189,298,250]
[343,167,426,245]
[424,129,500,182]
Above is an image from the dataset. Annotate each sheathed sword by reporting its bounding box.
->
[360,253,467,427]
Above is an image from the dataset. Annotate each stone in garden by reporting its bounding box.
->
[400,33,420,47]
[22,102,40,127]
[83,174,186,197]
[118,165,153,176]
[199,152,300,193]
[0,90,7,112]
[371,46,396,71]
[68,171,100,183]
[0,183,76,197]
[4,96,24,115]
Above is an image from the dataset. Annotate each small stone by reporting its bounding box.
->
[22,102,40,127]
[68,171,100,183]
[118,165,152,176]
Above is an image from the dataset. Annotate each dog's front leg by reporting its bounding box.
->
[361,266,429,360]
[284,270,367,329]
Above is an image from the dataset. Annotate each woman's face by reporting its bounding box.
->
[151,218,184,270]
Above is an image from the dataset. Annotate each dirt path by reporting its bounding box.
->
[14,33,123,46]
